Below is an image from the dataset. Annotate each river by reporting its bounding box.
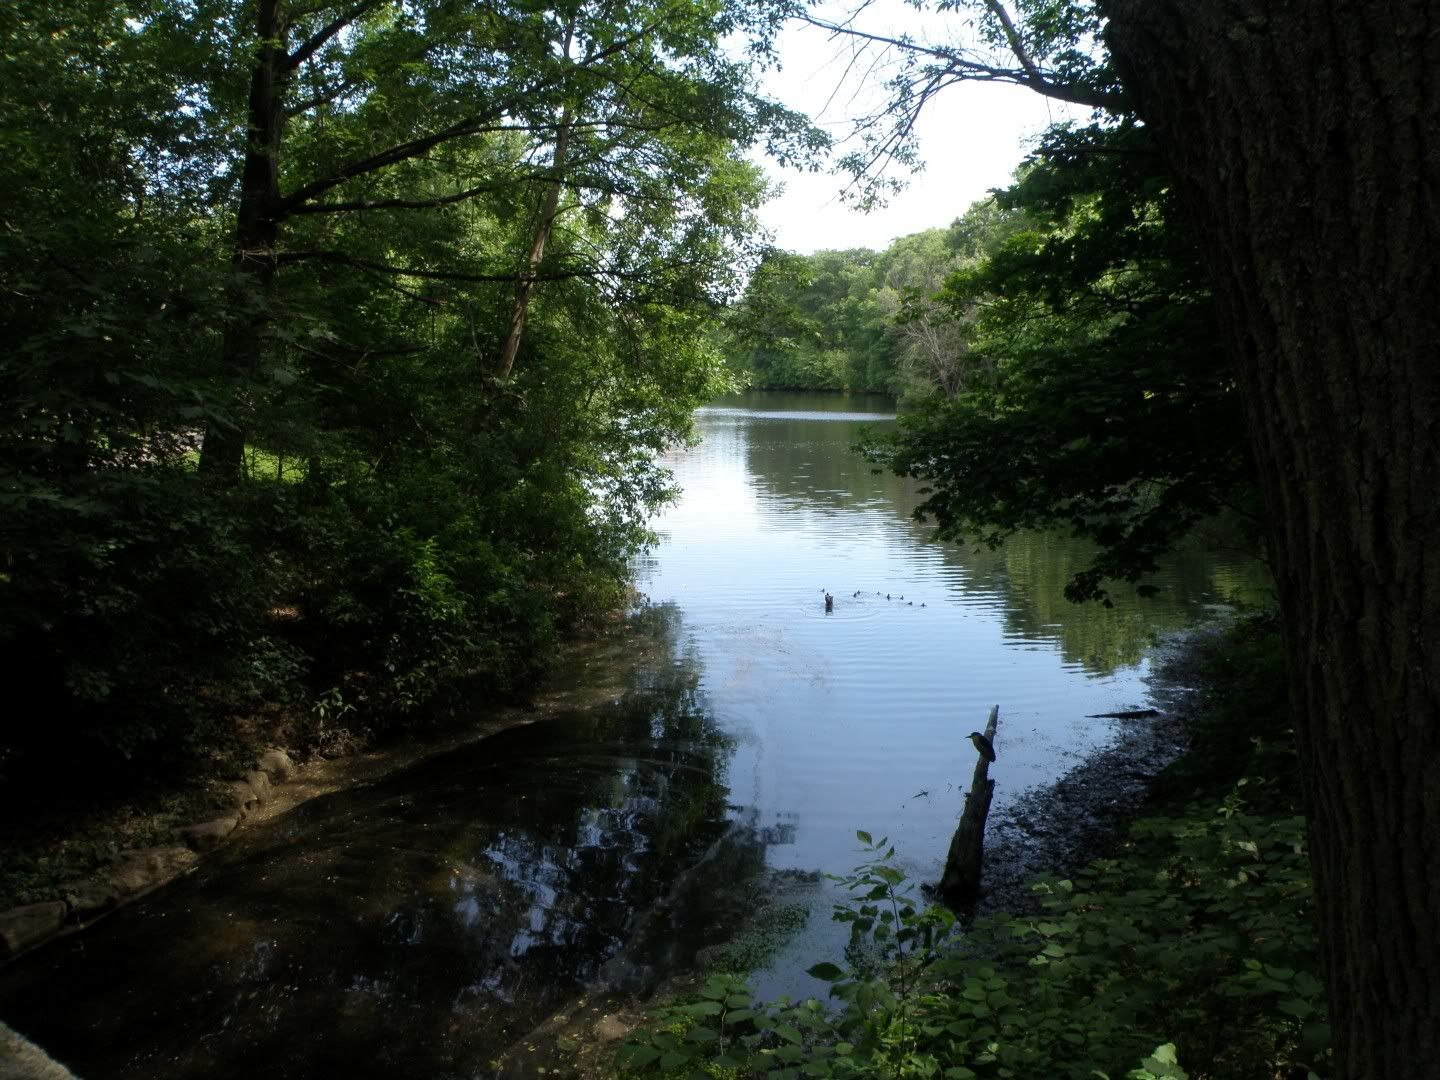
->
[0,391,1267,1078]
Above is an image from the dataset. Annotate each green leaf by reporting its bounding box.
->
[806,962,845,981]
[618,1044,661,1068]
[856,830,873,845]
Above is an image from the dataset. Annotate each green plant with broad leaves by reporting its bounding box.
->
[621,784,1328,1078]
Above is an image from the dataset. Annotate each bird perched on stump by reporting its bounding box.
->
[968,731,996,763]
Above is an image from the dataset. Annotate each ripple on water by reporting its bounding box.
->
[0,392,1269,1070]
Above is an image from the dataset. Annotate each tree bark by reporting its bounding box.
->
[1098,4,1440,1074]
[496,101,575,381]
[198,0,287,481]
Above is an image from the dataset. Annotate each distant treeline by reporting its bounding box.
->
[719,200,1025,398]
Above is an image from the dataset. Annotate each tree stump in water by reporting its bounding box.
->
[939,705,999,913]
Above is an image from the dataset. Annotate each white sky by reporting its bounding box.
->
[752,14,1082,254]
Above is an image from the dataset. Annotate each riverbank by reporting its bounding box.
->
[0,604,657,965]
[0,611,1293,1078]
[615,612,1322,1079]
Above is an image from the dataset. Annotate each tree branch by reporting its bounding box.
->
[285,0,386,72]
[278,10,680,215]
[285,75,362,117]
[276,248,603,282]
[275,248,707,287]
[799,11,1121,112]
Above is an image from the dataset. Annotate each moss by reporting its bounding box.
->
[699,900,810,976]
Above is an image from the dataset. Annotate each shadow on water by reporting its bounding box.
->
[1,392,1273,1074]
[0,607,770,1079]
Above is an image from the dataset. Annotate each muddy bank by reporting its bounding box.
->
[976,626,1221,915]
[0,614,664,969]
[490,626,1237,1079]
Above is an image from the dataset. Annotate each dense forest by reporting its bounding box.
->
[0,0,820,787]
[718,207,1020,397]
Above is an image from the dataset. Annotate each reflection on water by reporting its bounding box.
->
[639,390,1269,996]
[0,391,1269,1074]
[0,611,765,1078]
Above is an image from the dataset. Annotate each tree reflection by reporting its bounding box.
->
[732,393,1270,675]
[0,607,776,1079]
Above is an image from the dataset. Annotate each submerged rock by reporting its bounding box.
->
[256,749,295,783]
[0,903,66,959]
[178,817,239,853]
[243,769,273,803]
[61,881,119,922]
[0,1020,78,1079]
[109,847,197,898]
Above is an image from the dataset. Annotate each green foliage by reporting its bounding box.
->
[624,784,1327,1079]
[865,121,1260,603]
[721,202,1024,397]
[0,0,822,800]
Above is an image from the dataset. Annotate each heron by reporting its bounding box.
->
[968,731,996,763]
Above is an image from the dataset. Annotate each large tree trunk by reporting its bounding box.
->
[198,0,287,481]
[1098,3,1440,1074]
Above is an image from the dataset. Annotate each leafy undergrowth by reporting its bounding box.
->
[620,617,1326,1079]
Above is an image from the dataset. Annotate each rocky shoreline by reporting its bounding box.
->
[976,627,1218,914]
[0,709,550,969]
[0,749,296,965]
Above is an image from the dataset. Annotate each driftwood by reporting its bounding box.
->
[939,705,999,913]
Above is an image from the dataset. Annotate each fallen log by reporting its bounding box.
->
[939,705,999,913]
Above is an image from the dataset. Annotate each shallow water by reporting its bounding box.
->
[0,391,1267,1077]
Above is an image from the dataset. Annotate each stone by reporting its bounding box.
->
[256,748,295,783]
[593,1015,630,1043]
[61,881,119,920]
[243,769,272,804]
[0,902,67,959]
[226,780,259,814]
[179,816,239,852]
[109,846,197,898]
[0,1020,79,1079]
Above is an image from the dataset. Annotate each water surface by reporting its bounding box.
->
[0,391,1267,1077]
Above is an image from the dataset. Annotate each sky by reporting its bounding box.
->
[751,14,1083,255]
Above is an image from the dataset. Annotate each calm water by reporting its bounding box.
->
[0,391,1267,1077]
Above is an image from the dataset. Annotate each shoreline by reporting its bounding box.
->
[0,603,658,969]
[489,623,1240,1077]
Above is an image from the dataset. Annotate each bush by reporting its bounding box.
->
[623,791,1328,1079]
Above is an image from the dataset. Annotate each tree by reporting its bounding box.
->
[197,0,821,479]
[0,0,822,784]
[868,121,1257,603]
[1096,5,1440,1073]
[817,0,1438,1069]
